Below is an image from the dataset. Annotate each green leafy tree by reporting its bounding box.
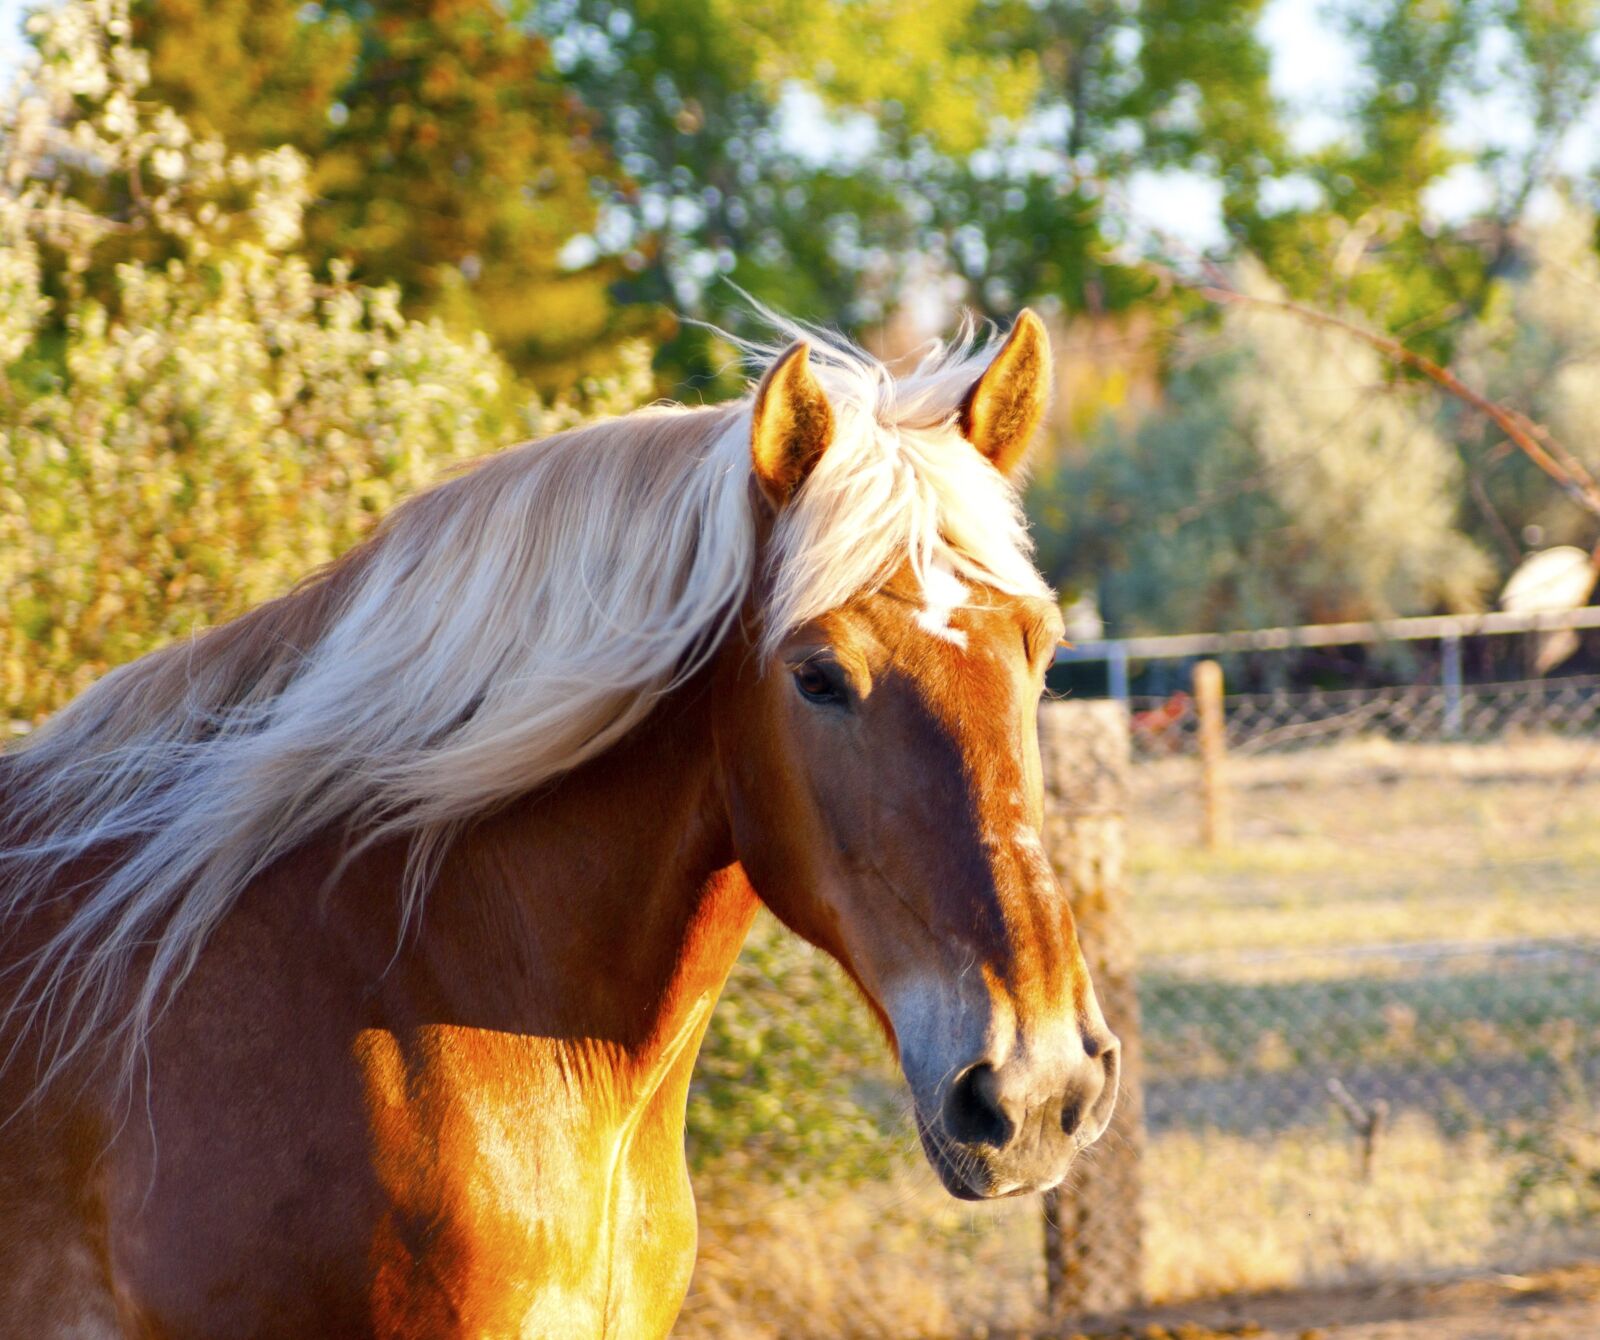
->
[1243,0,1600,360]
[532,0,1025,382]
[131,0,359,153]
[539,0,1281,377]
[133,0,641,387]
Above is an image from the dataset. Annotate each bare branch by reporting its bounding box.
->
[1327,1077,1389,1182]
[1170,271,1600,524]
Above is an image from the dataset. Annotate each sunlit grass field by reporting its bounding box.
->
[679,737,1600,1337]
[1130,736,1600,961]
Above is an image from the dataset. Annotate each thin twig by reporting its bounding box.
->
[1327,1077,1389,1181]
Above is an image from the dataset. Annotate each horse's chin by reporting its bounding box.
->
[913,1109,1058,1202]
[918,1136,986,1200]
[915,1106,1024,1202]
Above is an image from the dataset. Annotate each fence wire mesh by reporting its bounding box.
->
[1128,673,1600,759]
[1119,676,1600,1303]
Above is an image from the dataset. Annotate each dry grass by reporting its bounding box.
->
[680,1113,1600,1337]
[1142,1112,1598,1303]
[1129,736,1600,961]
[681,1119,1600,1336]
[681,1164,1041,1339]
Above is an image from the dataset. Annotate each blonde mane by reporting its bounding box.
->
[0,316,1049,1088]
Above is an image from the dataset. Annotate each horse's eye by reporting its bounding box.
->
[792,661,843,705]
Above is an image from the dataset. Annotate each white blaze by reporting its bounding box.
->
[916,559,969,649]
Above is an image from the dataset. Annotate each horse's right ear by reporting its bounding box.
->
[750,341,835,509]
[958,309,1051,477]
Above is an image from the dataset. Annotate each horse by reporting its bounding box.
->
[0,310,1119,1338]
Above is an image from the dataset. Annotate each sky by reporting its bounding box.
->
[0,0,21,73]
[0,0,1586,252]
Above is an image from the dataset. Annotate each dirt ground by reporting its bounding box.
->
[1049,1263,1600,1340]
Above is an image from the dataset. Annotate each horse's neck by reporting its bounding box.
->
[349,684,757,1104]
[73,691,755,1335]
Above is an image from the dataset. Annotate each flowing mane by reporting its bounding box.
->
[0,316,1049,1088]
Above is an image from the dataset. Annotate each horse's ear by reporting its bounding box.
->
[751,341,835,509]
[958,309,1052,477]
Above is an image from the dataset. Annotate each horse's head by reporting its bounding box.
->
[716,315,1118,1200]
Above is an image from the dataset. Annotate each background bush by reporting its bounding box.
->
[0,0,652,720]
[688,913,903,1186]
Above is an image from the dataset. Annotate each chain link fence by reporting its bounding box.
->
[1128,673,1600,759]
[1115,672,1600,1304]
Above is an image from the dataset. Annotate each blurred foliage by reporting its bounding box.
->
[1030,196,1600,635]
[688,912,903,1186]
[131,0,648,388]
[1496,1047,1600,1228]
[63,0,1600,390]
[131,0,358,153]
[1498,1110,1600,1227]
[1453,201,1600,559]
[0,0,654,719]
[1031,263,1494,632]
[536,0,1277,381]
[1021,0,1600,635]
[1242,0,1600,364]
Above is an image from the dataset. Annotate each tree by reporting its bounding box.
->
[1241,0,1600,361]
[131,0,358,155]
[530,0,1019,384]
[538,0,1282,380]
[134,0,642,388]
[1031,264,1492,634]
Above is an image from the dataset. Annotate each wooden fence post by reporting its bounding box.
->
[1193,659,1230,851]
[1039,701,1144,1318]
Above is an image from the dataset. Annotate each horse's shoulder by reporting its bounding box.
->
[0,1076,126,1337]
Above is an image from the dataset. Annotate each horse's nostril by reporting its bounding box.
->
[1083,1030,1116,1061]
[944,1063,1014,1150]
[1064,1044,1117,1137]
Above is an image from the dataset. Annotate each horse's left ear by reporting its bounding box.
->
[751,341,835,509]
[958,309,1052,477]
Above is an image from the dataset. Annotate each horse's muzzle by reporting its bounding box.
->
[913,1032,1120,1200]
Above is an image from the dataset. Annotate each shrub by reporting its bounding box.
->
[688,912,904,1187]
[0,0,652,721]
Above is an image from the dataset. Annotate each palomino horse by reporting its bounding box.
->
[0,312,1118,1337]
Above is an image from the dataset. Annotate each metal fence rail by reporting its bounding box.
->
[1055,604,1600,702]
